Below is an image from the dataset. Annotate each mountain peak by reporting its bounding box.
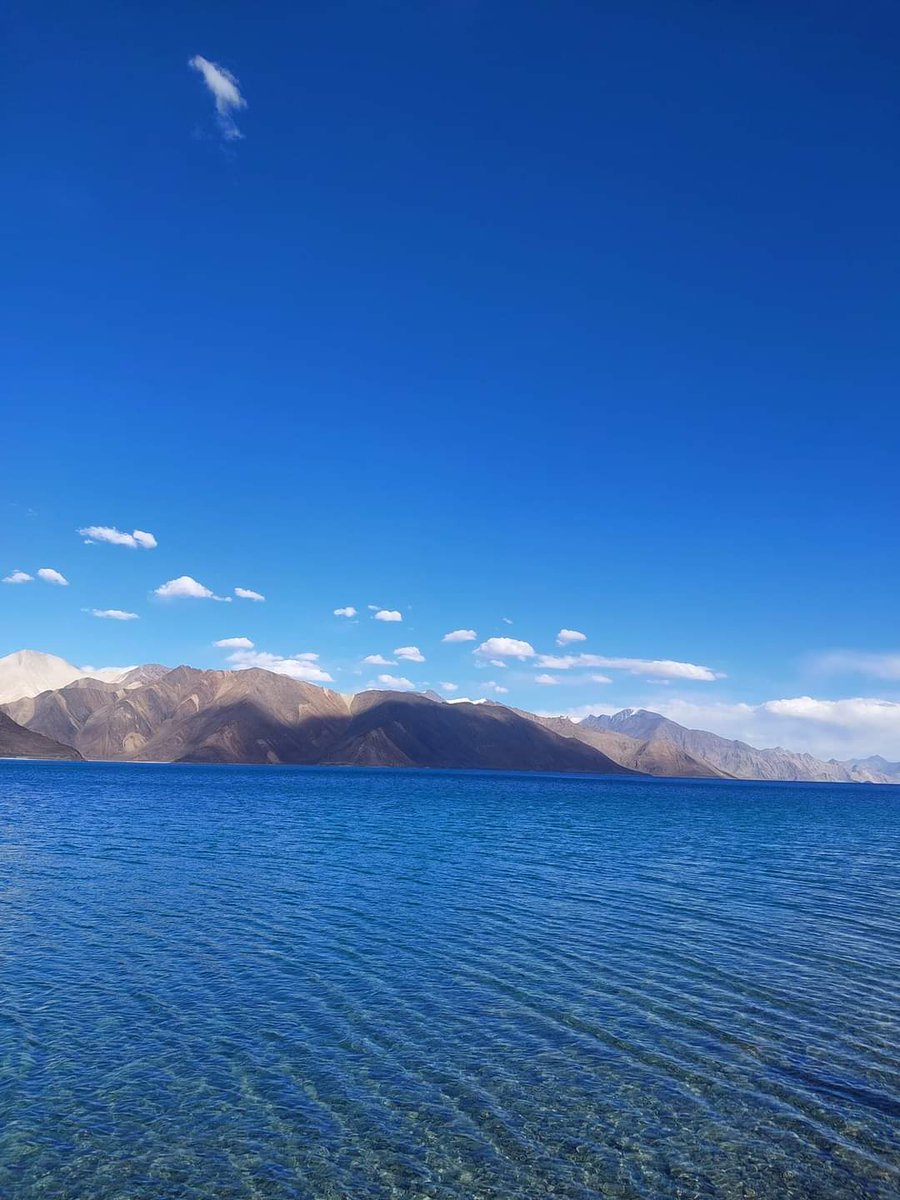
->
[0,649,135,705]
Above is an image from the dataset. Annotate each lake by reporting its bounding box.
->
[1,762,898,1198]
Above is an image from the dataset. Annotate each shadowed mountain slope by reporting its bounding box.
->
[0,710,82,760]
[323,692,634,772]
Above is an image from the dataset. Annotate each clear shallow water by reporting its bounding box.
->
[1,763,898,1200]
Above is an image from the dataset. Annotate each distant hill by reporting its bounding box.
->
[842,754,900,783]
[0,710,82,760]
[581,709,887,783]
[519,711,730,778]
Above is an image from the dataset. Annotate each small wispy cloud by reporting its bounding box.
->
[475,637,535,661]
[534,653,723,681]
[374,609,402,622]
[812,651,900,681]
[89,609,139,621]
[155,575,230,601]
[334,606,357,618]
[234,587,265,602]
[363,654,395,666]
[556,628,586,646]
[78,526,157,549]
[373,674,415,690]
[443,629,477,643]
[225,648,333,683]
[535,674,560,685]
[214,637,254,649]
[394,646,425,663]
[38,568,68,586]
[440,682,459,692]
[2,569,33,584]
[188,55,247,141]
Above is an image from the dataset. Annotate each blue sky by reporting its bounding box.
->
[4,1,900,757]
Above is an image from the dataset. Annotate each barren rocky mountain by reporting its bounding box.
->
[320,691,633,772]
[1,654,894,780]
[843,754,900,783]
[524,712,730,778]
[0,649,161,706]
[0,710,82,760]
[2,665,635,774]
[581,709,888,783]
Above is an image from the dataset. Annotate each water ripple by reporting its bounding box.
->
[1,762,898,1199]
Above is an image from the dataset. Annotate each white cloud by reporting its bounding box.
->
[502,617,513,625]
[79,664,138,680]
[394,645,425,663]
[334,606,357,618]
[535,674,560,685]
[443,629,477,643]
[590,674,613,684]
[38,568,68,586]
[363,654,395,666]
[475,637,536,661]
[90,609,139,621]
[440,682,459,692]
[78,526,157,549]
[483,681,509,695]
[226,648,333,682]
[2,570,32,584]
[534,653,722,681]
[374,609,402,622]
[374,674,415,690]
[155,575,229,600]
[538,702,619,722]
[585,696,900,761]
[813,651,900,680]
[235,587,265,601]
[488,659,508,669]
[188,55,247,141]
[215,636,254,649]
[557,628,587,646]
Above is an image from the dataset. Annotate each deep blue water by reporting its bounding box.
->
[0,763,898,1199]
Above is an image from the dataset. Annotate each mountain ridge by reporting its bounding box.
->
[581,709,887,784]
[0,709,82,760]
[0,652,893,780]
[0,649,141,705]
[2,659,634,775]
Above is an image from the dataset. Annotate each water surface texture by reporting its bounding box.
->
[1,762,898,1199]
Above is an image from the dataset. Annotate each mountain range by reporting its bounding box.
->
[0,651,895,782]
[578,709,889,784]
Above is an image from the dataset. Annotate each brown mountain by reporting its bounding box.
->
[5,678,125,750]
[319,692,635,772]
[3,667,636,774]
[0,710,82,760]
[522,712,730,778]
[6,664,891,781]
